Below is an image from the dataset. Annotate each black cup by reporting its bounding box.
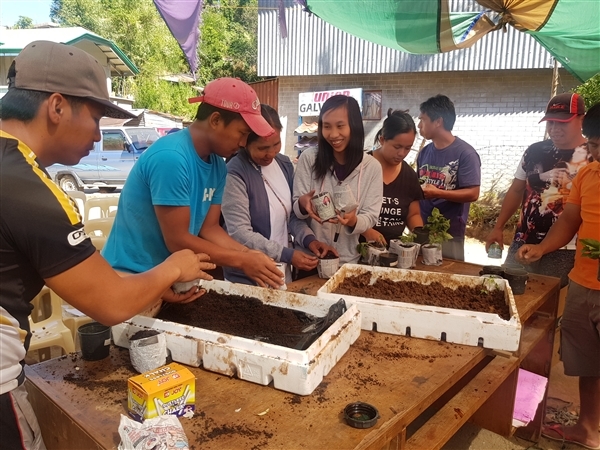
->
[378,252,398,267]
[413,227,429,245]
[480,265,504,277]
[504,268,529,295]
[78,322,111,360]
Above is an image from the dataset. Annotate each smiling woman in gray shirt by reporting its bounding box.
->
[293,95,383,264]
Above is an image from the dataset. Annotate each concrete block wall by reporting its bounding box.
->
[278,69,579,194]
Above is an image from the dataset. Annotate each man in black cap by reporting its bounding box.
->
[0,41,214,449]
[485,93,591,287]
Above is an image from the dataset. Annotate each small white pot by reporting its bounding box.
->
[317,257,340,278]
[422,244,442,266]
[389,240,420,269]
[366,245,386,266]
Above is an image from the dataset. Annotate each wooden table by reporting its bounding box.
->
[25,259,559,450]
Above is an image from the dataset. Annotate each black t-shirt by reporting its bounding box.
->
[372,160,424,243]
[0,133,95,390]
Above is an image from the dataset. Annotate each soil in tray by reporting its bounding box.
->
[156,290,319,349]
[334,272,510,320]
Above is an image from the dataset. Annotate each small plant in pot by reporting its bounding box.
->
[422,208,453,266]
[357,241,387,265]
[389,231,421,269]
[399,232,416,245]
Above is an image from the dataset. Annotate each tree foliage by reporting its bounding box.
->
[50,0,259,119]
[13,16,34,29]
[573,74,600,110]
[198,0,259,86]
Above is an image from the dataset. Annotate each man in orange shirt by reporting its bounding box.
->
[518,103,600,450]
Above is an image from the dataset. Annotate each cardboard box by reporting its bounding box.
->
[127,363,195,421]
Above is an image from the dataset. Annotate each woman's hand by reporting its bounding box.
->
[298,190,323,223]
[337,209,357,229]
[308,240,339,258]
[362,228,386,247]
[291,250,319,271]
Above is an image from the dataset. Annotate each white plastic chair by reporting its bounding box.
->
[84,217,114,251]
[65,190,87,218]
[30,286,52,323]
[28,288,75,361]
[56,292,94,352]
[85,197,118,221]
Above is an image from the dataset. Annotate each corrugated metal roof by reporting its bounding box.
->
[258,1,552,76]
[0,27,138,76]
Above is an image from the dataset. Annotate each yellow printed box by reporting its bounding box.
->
[127,363,195,421]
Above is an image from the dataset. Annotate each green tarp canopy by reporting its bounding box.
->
[302,0,600,82]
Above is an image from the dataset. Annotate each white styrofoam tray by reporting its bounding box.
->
[317,264,521,352]
[112,280,361,395]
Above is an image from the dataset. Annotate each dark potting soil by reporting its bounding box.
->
[156,290,316,349]
[130,329,160,340]
[334,272,510,320]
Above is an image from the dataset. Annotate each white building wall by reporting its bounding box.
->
[279,68,579,194]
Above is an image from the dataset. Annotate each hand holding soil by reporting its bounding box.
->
[165,250,215,285]
[362,229,387,247]
[308,240,339,258]
[161,286,207,305]
[291,250,319,271]
[516,244,545,264]
[241,251,284,288]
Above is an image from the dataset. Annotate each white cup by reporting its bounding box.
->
[172,279,202,294]
[389,241,420,269]
[317,257,340,278]
[275,263,287,290]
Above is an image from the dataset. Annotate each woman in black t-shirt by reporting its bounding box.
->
[363,109,424,245]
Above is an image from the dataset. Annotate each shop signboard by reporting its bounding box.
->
[298,88,363,115]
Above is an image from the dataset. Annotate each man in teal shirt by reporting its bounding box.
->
[104,78,284,288]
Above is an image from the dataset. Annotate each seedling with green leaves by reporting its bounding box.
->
[399,232,416,244]
[580,239,600,260]
[425,208,453,245]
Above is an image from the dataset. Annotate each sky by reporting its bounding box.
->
[0,0,53,28]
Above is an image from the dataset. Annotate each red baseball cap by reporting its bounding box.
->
[189,77,274,137]
[539,93,585,123]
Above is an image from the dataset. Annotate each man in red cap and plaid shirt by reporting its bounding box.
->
[485,93,591,288]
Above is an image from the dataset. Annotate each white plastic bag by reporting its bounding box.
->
[118,414,189,450]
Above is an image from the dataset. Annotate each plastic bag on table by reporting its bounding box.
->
[118,414,189,450]
[292,298,348,350]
